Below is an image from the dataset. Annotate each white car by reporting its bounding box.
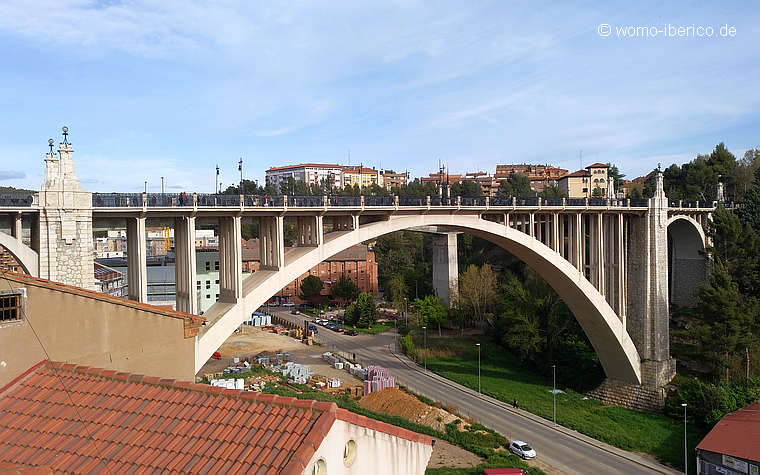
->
[509,440,536,459]
[281,302,295,307]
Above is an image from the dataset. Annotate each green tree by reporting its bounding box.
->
[688,265,759,381]
[458,264,498,327]
[344,293,378,328]
[299,275,324,307]
[607,163,626,190]
[738,167,760,232]
[330,274,359,306]
[387,274,408,314]
[497,173,532,198]
[539,184,566,199]
[413,295,447,336]
[450,180,483,198]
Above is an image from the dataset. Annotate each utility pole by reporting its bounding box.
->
[215,165,220,195]
[682,403,688,475]
[161,177,164,195]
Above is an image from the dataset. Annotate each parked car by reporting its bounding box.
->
[281,302,295,307]
[335,327,344,333]
[211,351,222,360]
[326,323,337,330]
[345,330,359,336]
[508,441,536,459]
[308,324,319,333]
[290,309,300,315]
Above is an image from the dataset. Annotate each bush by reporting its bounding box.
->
[400,334,416,359]
[665,377,760,429]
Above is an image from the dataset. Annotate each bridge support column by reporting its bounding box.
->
[573,213,582,273]
[174,217,198,314]
[126,216,148,303]
[10,213,22,243]
[432,232,458,308]
[219,216,242,302]
[260,216,284,270]
[297,216,323,246]
[595,213,605,296]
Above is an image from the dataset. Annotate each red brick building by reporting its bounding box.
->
[242,240,379,304]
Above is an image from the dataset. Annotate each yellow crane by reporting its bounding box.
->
[163,226,171,253]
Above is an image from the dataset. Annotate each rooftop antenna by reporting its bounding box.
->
[48,138,54,154]
[61,126,69,145]
[238,157,244,194]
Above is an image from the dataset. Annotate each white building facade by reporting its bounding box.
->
[265,164,344,190]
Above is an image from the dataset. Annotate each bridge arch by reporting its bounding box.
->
[0,233,38,276]
[667,215,708,308]
[197,213,642,384]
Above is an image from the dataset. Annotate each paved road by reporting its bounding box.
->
[273,309,680,475]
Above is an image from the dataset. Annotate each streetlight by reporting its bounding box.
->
[552,364,557,426]
[144,181,147,194]
[422,326,427,372]
[682,403,688,475]
[161,176,164,195]
[476,343,481,393]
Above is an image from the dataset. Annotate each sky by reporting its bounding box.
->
[0,1,758,193]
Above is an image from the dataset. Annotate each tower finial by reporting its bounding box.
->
[62,126,69,145]
[48,138,54,154]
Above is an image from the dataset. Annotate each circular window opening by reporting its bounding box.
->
[344,439,357,467]
[313,458,326,475]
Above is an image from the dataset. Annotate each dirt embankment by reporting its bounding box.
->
[359,387,459,433]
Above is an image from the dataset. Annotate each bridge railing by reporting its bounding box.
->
[0,192,36,207]
[89,193,710,209]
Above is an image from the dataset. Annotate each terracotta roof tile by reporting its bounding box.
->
[0,361,432,473]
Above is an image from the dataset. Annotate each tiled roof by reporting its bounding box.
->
[266,164,343,172]
[0,361,431,474]
[585,162,609,169]
[696,401,760,462]
[0,271,204,339]
[560,169,591,178]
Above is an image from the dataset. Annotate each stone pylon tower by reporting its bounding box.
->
[38,127,95,290]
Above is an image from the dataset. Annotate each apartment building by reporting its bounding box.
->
[495,164,568,192]
[341,165,380,189]
[378,170,408,190]
[557,163,610,198]
[265,163,344,189]
[241,240,378,304]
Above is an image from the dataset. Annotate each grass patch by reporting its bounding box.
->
[409,334,701,468]
[341,322,393,334]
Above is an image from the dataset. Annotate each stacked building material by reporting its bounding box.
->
[280,362,314,384]
[363,365,396,395]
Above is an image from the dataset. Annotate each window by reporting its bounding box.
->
[582,188,588,193]
[206,281,211,289]
[206,294,210,299]
[343,440,357,467]
[0,291,23,323]
[205,262,210,271]
[215,279,219,284]
[214,261,219,270]
[313,459,327,475]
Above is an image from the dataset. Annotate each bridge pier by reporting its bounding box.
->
[589,172,675,411]
[259,216,284,270]
[432,232,458,307]
[174,217,198,314]
[126,217,148,303]
[38,138,95,290]
[218,216,242,302]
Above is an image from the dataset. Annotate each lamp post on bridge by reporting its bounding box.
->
[552,364,556,426]
[144,181,147,194]
[238,158,243,195]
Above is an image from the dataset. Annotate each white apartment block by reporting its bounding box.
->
[265,164,344,190]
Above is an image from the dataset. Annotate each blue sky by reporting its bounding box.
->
[0,1,758,192]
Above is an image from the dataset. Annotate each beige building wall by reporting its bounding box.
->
[0,272,202,388]
[559,175,591,198]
